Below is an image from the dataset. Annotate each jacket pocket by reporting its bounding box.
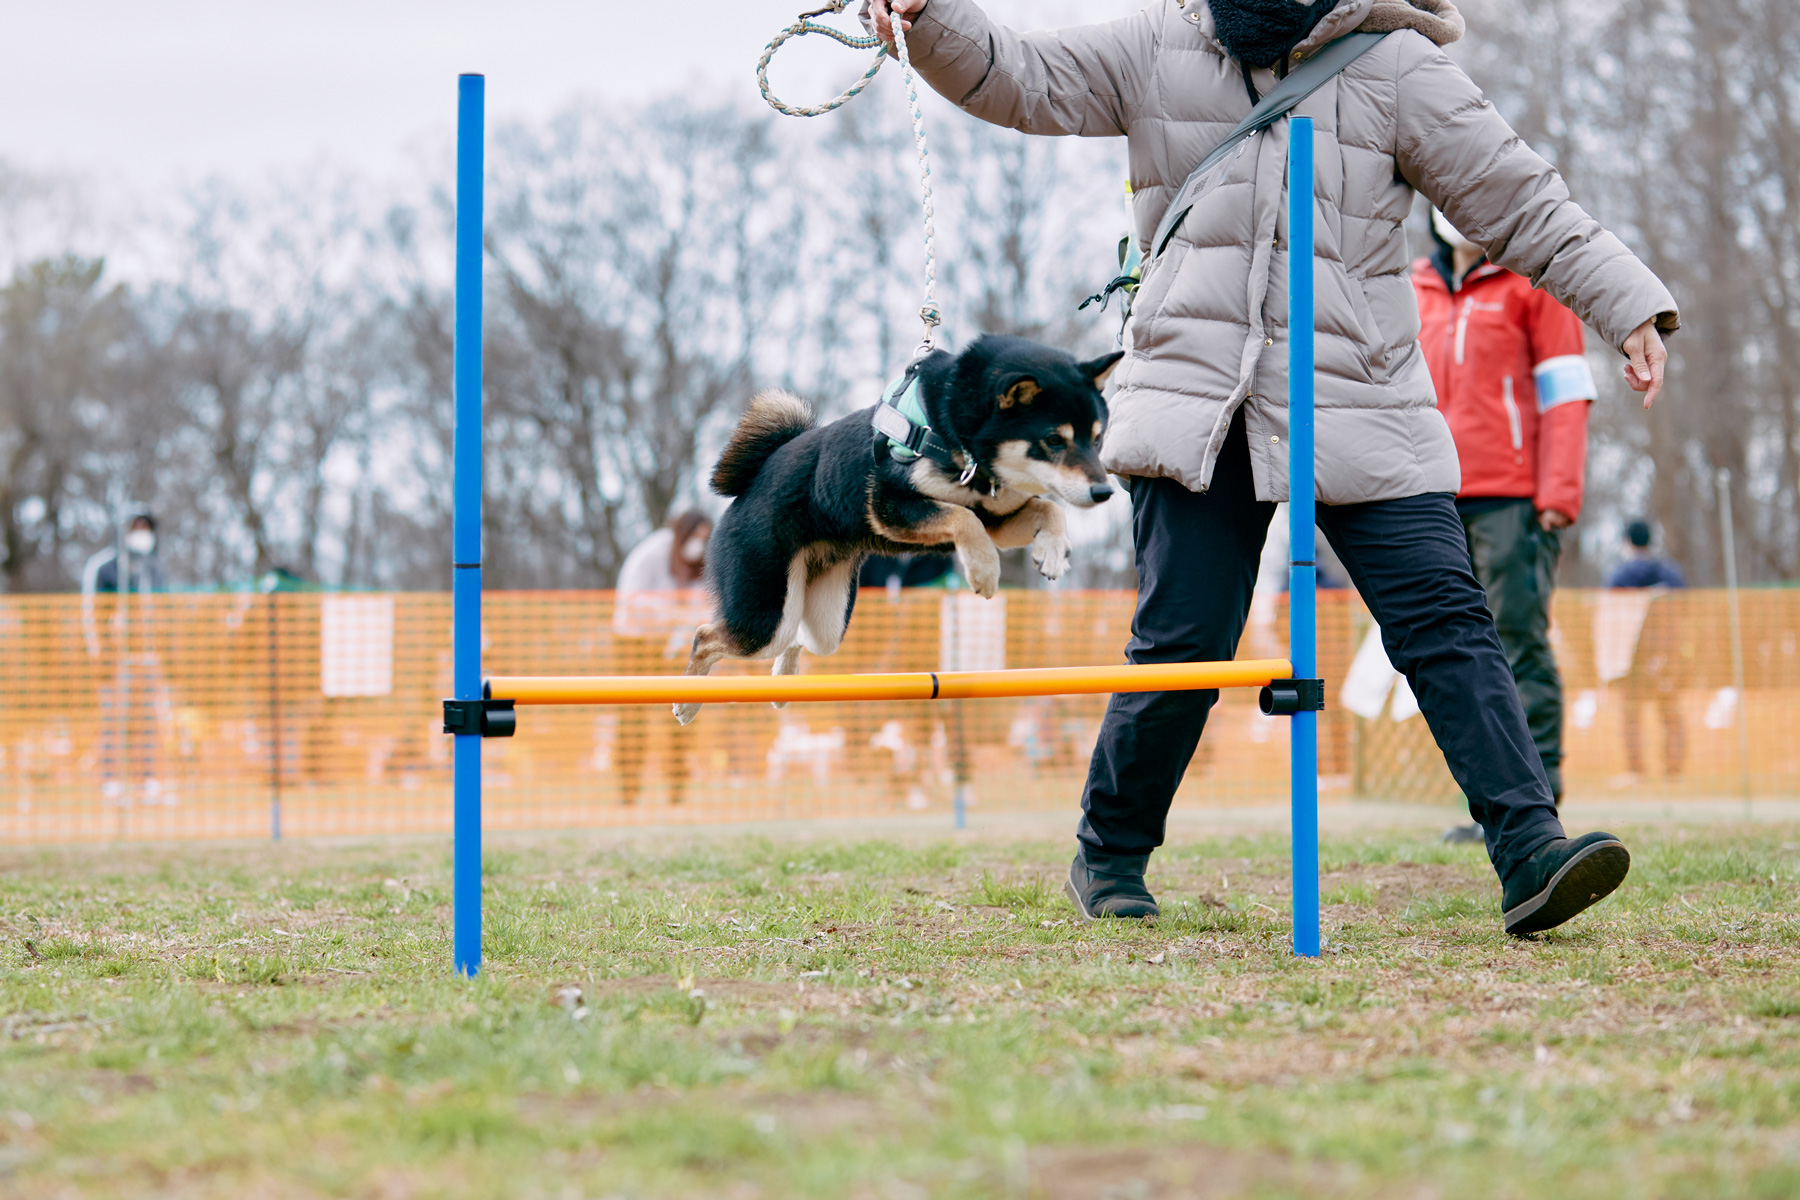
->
[1130,240,1194,352]
[1360,274,1418,373]
[1345,276,1394,377]
[1314,266,1380,379]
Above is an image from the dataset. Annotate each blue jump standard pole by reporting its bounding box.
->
[1287,117,1321,959]
[452,74,486,978]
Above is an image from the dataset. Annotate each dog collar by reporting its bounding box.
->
[872,374,997,495]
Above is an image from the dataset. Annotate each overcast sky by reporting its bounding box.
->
[2,1,1139,195]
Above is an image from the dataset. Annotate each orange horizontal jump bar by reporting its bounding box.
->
[487,660,1292,706]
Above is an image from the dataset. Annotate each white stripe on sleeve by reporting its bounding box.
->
[1533,354,1598,411]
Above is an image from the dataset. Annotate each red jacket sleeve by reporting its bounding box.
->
[1536,402,1590,521]
[1527,290,1594,521]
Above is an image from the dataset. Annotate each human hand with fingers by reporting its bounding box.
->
[868,0,927,46]
[1622,320,1668,409]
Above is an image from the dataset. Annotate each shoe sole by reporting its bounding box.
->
[1503,839,1630,936]
[1063,866,1158,921]
[1063,869,1096,922]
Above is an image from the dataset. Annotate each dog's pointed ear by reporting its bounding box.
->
[999,377,1041,408]
[1079,351,1126,390]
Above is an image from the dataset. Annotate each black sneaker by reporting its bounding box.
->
[1502,832,1630,936]
[1063,850,1159,920]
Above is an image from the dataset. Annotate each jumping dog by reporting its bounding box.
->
[675,334,1121,724]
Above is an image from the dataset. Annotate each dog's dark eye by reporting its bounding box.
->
[1043,434,1066,451]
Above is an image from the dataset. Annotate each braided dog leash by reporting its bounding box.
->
[757,1,942,353]
[754,1,886,117]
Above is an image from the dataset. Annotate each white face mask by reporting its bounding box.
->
[681,535,707,564]
[1432,208,1479,252]
[125,529,156,555]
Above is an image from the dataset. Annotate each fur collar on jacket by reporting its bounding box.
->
[1355,0,1463,45]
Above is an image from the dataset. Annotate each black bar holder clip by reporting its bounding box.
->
[1259,679,1326,716]
[443,698,516,738]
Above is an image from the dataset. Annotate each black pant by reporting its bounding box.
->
[1460,498,1565,799]
[1078,414,1564,882]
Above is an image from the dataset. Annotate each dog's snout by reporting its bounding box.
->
[1089,483,1114,505]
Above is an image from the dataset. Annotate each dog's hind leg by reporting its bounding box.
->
[799,557,858,657]
[769,557,860,709]
[673,623,734,727]
[769,644,803,710]
[757,553,812,710]
[681,544,809,723]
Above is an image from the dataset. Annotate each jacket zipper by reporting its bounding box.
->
[1454,297,1475,365]
[1501,375,1523,455]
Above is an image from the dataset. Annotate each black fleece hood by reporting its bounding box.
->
[1208,0,1344,68]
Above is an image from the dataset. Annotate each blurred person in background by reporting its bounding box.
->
[1418,209,1596,841]
[81,509,175,806]
[612,511,712,804]
[1609,519,1686,589]
[82,512,166,610]
[1608,520,1687,784]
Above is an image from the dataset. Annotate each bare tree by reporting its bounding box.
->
[154,177,378,584]
[477,99,799,587]
[1460,0,1800,584]
[0,255,143,592]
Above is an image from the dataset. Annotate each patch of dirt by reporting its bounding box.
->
[737,1090,888,1135]
[1320,861,1486,913]
[1023,1143,1363,1200]
[516,1086,888,1136]
[577,976,804,1003]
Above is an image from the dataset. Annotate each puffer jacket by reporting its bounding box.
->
[897,0,1679,503]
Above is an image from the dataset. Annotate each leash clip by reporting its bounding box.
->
[911,302,942,361]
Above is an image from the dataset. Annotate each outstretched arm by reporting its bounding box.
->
[867,0,1156,138]
[1393,36,1674,407]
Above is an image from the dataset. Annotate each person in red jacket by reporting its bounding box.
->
[1416,209,1597,837]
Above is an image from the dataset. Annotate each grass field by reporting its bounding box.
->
[2,814,1799,1199]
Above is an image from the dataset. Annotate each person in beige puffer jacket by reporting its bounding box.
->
[870,0,1672,936]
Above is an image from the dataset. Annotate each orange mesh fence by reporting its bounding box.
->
[0,588,1794,843]
[1355,589,1800,803]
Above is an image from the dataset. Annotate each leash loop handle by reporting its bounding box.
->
[756,1,887,119]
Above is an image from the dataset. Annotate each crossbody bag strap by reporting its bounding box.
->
[1149,31,1390,260]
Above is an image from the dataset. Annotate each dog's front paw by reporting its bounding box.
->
[673,702,702,726]
[1031,529,1072,581]
[964,554,1001,599]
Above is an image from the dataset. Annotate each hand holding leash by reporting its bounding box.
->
[868,0,927,46]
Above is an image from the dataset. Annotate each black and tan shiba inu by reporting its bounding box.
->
[673,334,1121,725]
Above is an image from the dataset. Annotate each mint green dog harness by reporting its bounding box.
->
[872,371,991,491]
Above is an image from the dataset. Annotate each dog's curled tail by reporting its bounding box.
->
[711,391,815,497]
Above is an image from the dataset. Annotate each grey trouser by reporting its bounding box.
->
[1458,498,1564,800]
